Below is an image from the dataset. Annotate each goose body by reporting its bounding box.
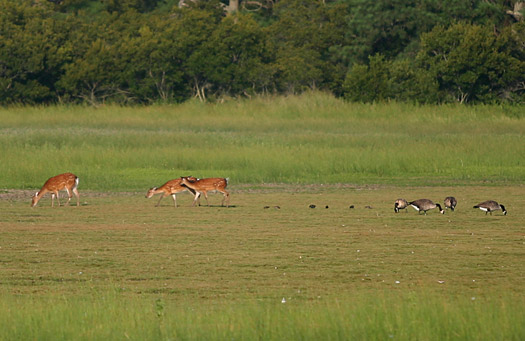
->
[444,197,457,211]
[473,201,507,215]
[394,198,408,213]
[409,199,444,215]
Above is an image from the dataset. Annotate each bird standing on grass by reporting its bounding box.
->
[409,199,444,215]
[394,198,408,213]
[444,197,457,211]
[473,201,507,215]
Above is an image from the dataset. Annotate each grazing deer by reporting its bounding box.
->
[31,173,79,207]
[145,177,197,207]
[180,176,230,207]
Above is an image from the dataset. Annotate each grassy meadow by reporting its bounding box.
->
[0,92,524,189]
[0,93,524,339]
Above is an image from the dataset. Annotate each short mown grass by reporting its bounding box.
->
[1,185,524,339]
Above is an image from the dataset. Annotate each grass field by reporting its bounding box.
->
[0,92,524,189]
[1,186,524,339]
[0,94,524,339]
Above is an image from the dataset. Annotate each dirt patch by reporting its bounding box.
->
[0,189,141,201]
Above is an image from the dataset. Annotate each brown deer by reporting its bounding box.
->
[145,177,197,207]
[31,173,79,207]
[180,176,230,207]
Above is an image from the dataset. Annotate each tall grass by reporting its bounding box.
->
[0,290,523,340]
[0,93,523,190]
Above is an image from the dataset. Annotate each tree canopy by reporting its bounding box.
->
[0,0,523,105]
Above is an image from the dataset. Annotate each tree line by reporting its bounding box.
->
[1,0,524,105]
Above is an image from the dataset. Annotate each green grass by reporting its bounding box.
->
[0,95,524,339]
[0,93,523,190]
[1,185,524,339]
[1,291,523,340]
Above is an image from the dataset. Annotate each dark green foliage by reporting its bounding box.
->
[343,55,439,103]
[416,23,525,103]
[104,0,165,13]
[338,0,509,64]
[0,1,68,103]
[0,0,523,105]
[269,0,348,93]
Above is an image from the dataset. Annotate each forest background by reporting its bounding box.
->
[1,0,524,106]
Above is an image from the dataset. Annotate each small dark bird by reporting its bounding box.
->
[473,200,507,215]
[349,205,355,209]
[364,205,373,209]
[325,205,329,209]
[394,198,408,213]
[444,197,457,211]
[409,199,444,215]
[309,204,316,209]
[263,206,270,209]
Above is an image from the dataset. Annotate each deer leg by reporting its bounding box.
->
[72,187,80,206]
[203,191,210,206]
[156,194,165,207]
[171,194,177,208]
[192,192,201,207]
[187,188,199,206]
[56,191,62,206]
[65,188,72,206]
[220,190,230,207]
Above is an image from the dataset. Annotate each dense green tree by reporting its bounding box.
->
[0,1,69,103]
[174,5,224,101]
[105,0,166,13]
[416,22,525,103]
[0,0,523,105]
[57,12,136,104]
[343,55,392,102]
[337,0,507,65]
[117,17,188,103]
[269,0,348,93]
[193,14,273,98]
[342,54,439,103]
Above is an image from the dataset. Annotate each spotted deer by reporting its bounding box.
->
[180,176,230,207]
[145,177,197,207]
[31,173,79,207]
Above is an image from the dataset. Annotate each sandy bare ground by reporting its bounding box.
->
[0,183,390,202]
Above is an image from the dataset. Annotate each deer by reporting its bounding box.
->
[145,176,198,207]
[31,173,79,207]
[180,176,230,207]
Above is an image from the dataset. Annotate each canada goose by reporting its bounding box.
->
[394,198,408,213]
[444,197,457,211]
[473,201,507,215]
[409,199,444,215]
